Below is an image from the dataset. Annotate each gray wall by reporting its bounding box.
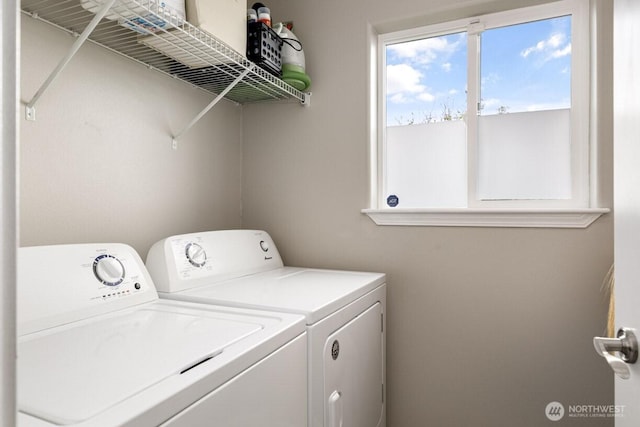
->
[20,16,244,253]
[241,0,614,426]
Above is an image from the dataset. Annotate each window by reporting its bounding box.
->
[364,0,608,227]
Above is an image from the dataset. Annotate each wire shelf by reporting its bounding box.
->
[21,0,309,105]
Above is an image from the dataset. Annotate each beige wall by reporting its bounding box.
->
[19,0,614,424]
[242,0,614,425]
[20,16,244,254]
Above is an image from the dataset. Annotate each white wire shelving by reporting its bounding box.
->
[21,0,310,147]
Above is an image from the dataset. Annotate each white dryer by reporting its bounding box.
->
[17,243,307,427]
[146,230,387,427]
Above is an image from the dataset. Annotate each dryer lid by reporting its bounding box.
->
[176,267,386,324]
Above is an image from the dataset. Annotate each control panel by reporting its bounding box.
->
[88,249,149,300]
[146,230,285,293]
[18,243,158,335]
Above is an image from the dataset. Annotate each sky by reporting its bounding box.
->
[385,16,572,126]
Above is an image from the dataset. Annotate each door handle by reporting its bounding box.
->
[593,327,638,379]
[328,390,343,427]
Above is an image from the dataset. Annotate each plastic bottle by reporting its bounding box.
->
[273,23,310,90]
[257,7,271,27]
[247,8,257,23]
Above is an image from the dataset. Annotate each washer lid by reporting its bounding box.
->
[18,301,266,425]
[174,267,386,324]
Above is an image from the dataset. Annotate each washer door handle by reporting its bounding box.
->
[594,328,638,379]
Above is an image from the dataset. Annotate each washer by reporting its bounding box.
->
[146,229,387,427]
[17,243,307,427]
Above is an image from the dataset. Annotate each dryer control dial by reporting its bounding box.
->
[185,243,207,267]
[93,254,125,286]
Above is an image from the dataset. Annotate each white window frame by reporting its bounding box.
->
[363,0,609,228]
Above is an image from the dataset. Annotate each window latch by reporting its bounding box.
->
[468,21,485,35]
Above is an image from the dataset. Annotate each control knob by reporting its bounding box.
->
[185,242,207,267]
[93,254,125,286]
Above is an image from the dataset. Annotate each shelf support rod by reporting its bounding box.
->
[25,0,117,121]
[172,65,254,150]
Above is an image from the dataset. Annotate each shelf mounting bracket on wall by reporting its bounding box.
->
[301,93,311,107]
[25,0,117,121]
[171,65,254,150]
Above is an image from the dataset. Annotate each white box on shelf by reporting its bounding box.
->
[186,0,247,57]
[81,0,186,34]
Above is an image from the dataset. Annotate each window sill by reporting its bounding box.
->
[361,208,610,228]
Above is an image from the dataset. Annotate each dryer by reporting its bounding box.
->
[146,229,387,427]
[17,243,307,426]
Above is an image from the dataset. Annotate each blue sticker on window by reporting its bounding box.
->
[387,195,399,207]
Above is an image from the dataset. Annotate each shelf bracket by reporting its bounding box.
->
[25,0,117,121]
[171,65,254,150]
[301,92,311,107]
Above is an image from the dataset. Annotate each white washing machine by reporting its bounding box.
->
[146,229,387,427]
[17,243,307,426]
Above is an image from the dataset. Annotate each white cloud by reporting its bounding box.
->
[385,35,464,106]
[386,63,437,105]
[388,35,462,65]
[389,93,408,104]
[551,43,571,58]
[417,92,436,102]
[547,33,565,48]
[386,63,425,96]
[448,89,459,95]
[521,42,543,58]
[521,32,571,63]
[481,72,500,87]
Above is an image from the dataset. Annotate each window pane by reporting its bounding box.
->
[479,17,571,115]
[386,122,467,208]
[477,110,571,200]
[478,17,572,201]
[384,32,467,207]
